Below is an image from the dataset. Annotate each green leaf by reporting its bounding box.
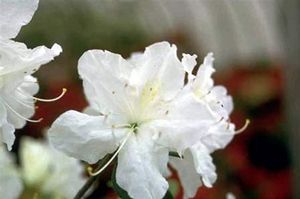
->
[163,190,174,199]
[169,151,183,158]
[111,163,132,199]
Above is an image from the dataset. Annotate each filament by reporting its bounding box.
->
[88,132,131,176]
[16,88,67,102]
[235,119,250,134]
[29,88,67,102]
[2,100,43,123]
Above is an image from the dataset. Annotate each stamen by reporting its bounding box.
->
[88,133,131,176]
[30,88,67,102]
[112,124,131,129]
[235,119,250,134]
[2,100,43,123]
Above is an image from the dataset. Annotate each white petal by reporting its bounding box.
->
[170,151,202,199]
[0,0,38,39]
[182,53,197,74]
[154,92,215,153]
[2,75,38,129]
[210,86,234,115]
[42,151,85,199]
[0,40,62,76]
[48,110,127,164]
[0,123,15,151]
[78,50,135,117]
[130,41,185,100]
[190,143,217,187]
[19,137,85,198]
[0,101,7,126]
[201,120,235,153]
[20,137,52,186]
[193,52,215,93]
[116,129,169,199]
[0,103,15,150]
[0,147,23,199]
[0,171,23,199]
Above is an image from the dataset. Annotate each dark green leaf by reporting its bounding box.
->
[163,190,174,199]
[169,151,183,158]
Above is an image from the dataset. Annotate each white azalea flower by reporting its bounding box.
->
[0,146,23,199]
[20,137,85,199]
[49,42,217,199]
[0,0,63,150]
[170,53,247,198]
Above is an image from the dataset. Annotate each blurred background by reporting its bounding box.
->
[13,0,300,198]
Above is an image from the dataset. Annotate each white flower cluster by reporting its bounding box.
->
[0,0,244,198]
[48,42,240,199]
[0,0,62,150]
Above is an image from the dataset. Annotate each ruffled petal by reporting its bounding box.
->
[182,53,197,75]
[116,129,169,199]
[0,103,15,150]
[0,147,23,199]
[0,40,62,77]
[0,0,38,39]
[78,50,135,117]
[154,92,215,153]
[48,110,127,164]
[201,120,235,153]
[190,143,217,187]
[210,86,234,116]
[170,152,202,199]
[0,123,15,151]
[193,52,215,92]
[130,41,185,100]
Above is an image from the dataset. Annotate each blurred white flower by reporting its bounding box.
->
[19,137,85,199]
[49,42,219,199]
[0,0,62,150]
[226,192,236,199]
[0,146,23,199]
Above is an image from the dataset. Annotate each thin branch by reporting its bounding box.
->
[74,154,112,199]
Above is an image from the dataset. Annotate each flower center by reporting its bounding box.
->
[129,122,139,134]
[140,80,160,109]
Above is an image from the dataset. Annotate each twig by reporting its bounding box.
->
[74,154,111,199]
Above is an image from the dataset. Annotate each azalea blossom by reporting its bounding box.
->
[0,0,62,150]
[170,53,249,198]
[19,137,85,199]
[0,146,23,199]
[49,42,222,199]
[170,53,233,197]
